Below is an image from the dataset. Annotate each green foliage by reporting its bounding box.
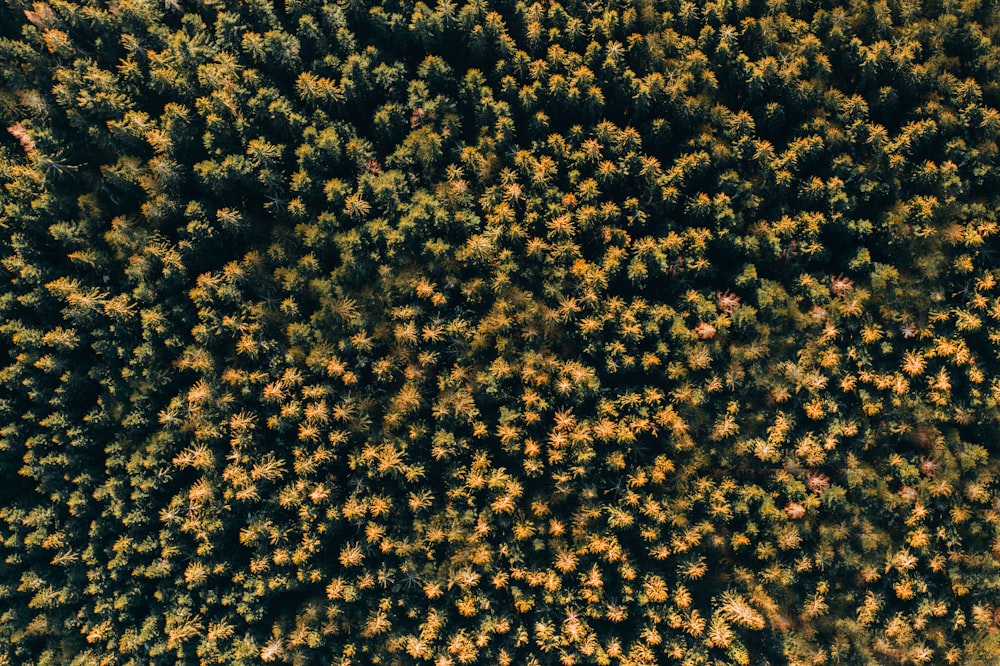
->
[3,0,1000,663]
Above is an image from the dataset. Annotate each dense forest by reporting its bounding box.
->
[3,0,1000,663]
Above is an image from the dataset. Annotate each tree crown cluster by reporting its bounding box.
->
[2,0,1000,664]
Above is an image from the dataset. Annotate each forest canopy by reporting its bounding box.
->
[3,0,1000,663]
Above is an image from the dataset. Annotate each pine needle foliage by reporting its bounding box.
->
[3,0,1000,663]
